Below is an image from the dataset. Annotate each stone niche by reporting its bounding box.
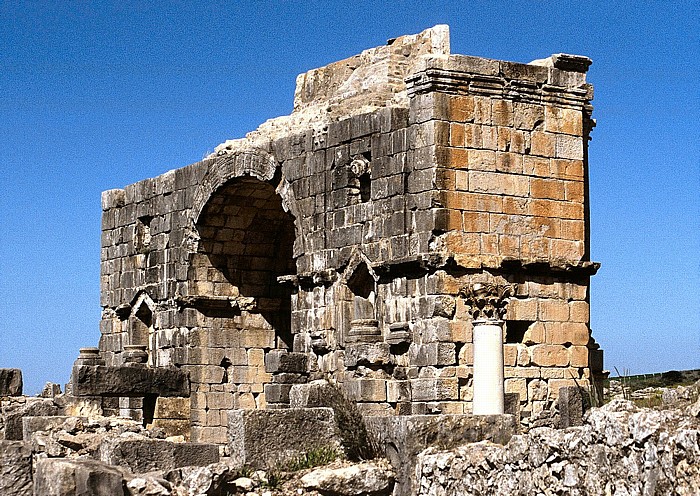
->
[91,24,602,443]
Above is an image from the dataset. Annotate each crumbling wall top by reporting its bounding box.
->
[293,24,450,112]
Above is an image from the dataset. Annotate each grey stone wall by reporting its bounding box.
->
[93,26,601,443]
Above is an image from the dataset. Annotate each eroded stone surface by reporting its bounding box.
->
[301,459,395,495]
[86,24,600,442]
[34,458,126,496]
[99,438,219,474]
[0,369,23,396]
[416,399,700,496]
[0,440,32,496]
[228,408,340,470]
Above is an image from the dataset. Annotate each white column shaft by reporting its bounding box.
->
[472,320,505,415]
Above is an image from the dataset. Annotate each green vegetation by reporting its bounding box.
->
[322,380,382,461]
[282,445,341,472]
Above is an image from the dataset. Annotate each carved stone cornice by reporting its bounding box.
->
[459,283,516,321]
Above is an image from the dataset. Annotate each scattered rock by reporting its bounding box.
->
[301,459,395,495]
[416,399,700,495]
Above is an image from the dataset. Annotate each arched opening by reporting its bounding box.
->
[194,177,296,345]
[189,177,297,417]
[127,294,156,366]
[342,259,380,344]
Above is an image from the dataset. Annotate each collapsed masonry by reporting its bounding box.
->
[75,25,604,445]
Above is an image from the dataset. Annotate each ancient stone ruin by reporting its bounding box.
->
[5,25,663,496]
[85,24,603,444]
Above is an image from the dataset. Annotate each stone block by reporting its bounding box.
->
[1,398,60,440]
[408,343,439,366]
[546,322,590,346]
[506,298,537,321]
[366,414,517,496]
[410,378,458,402]
[558,385,584,427]
[555,134,584,160]
[154,396,190,419]
[227,408,340,470]
[503,345,518,367]
[289,380,336,408]
[241,329,275,349]
[0,441,32,496]
[0,369,23,396]
[99,438,219,473]
[264,383,293,404]
[513,102,545,131]
[531,344,570,367]
[345,379,387,402]
[545,106,583,136]
[539,299,570,321]
[205,392,234,410]
[437,343,457,365]
[569,300,590,323]
[34,458,125,496]
[570,346,589,367]
[71,365,189,397]
[344,343,391,367]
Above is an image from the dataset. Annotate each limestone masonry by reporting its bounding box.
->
[87,25,603,445]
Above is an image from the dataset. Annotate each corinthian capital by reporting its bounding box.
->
[459,283,516,321]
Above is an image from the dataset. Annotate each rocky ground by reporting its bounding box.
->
[2,381,699,495]
[416,382,700,496]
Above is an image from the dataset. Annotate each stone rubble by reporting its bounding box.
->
[415,394,700,496]
[300,459,395,495]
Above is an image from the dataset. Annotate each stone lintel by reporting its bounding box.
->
[71,365,190,398]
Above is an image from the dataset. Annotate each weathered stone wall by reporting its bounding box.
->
[416,399,700,496]
[94,25,601,443]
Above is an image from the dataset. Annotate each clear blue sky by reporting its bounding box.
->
[1,1,698,394]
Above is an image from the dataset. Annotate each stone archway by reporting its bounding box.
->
[194,176,297,347]
[185,173,297,432]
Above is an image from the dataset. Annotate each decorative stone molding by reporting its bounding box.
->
[460,283,516,321]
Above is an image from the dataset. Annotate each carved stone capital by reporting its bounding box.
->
[459,283,516,321]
